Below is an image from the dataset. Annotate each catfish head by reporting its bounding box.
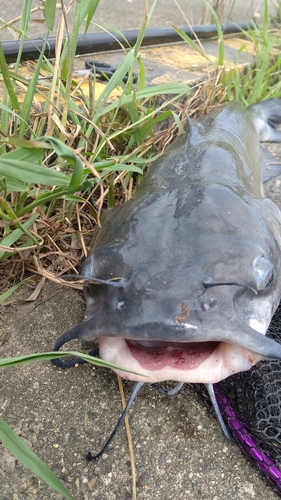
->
[54,99,281,384]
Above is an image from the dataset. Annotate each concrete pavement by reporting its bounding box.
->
[0,0,278,41]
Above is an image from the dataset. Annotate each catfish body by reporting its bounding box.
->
[59,100,281,384]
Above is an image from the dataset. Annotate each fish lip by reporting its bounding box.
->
[97,336,259,384]
[126,339,219,351]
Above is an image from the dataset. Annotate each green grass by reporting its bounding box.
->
[223,1,281,104]
[1,0,281,498]
[0,0,190,291]
[175,0,281,105]
[0,415,75,500]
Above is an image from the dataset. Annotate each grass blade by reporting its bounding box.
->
[0,159,71,186]
[0,213,39,259]
[172,25,212,62]
[94,48,135,111]
[99,83,189,117]
[0,43,20,111]
[202,0,224,65]
[0,351,145,376]
[37,137,85,193]
[82,0,100,32]
[0,282,23,304]
[0,417,74,500]
[18,37,49,138]
[43,0,57,31]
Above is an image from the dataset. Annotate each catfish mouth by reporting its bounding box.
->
[97,336,260,384]
[125,339,219,370]
[52,292,279,383]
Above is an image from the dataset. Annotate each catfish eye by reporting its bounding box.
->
[254,257,275,291]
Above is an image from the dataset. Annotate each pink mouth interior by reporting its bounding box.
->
[125,340,219,371]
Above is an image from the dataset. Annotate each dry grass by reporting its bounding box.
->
[0,72,227,298]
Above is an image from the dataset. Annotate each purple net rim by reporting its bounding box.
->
[214,382,281,491]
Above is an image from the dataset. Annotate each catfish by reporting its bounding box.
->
[53,99,281,387]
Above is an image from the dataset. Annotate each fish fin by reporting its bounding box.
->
[186,115,195,130]
[186,115,204,143]
[261,145,281,182]
[250,99,281,142]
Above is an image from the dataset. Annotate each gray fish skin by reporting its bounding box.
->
[78,99,281,384]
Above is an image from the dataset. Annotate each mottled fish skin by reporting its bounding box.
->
[54,99,281,384]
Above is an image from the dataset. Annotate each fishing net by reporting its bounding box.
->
[219,304,281,467]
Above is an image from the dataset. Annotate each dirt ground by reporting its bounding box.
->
[0,282,280,500]
[1,144,281,499]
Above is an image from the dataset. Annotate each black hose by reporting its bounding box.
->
[1,21,255,64]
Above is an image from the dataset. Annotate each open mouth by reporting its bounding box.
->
[98,337,260,384]
[125,340,218,370]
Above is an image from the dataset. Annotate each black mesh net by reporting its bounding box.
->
[219,303,281,467]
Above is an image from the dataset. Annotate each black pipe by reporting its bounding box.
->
[1,21,255,64]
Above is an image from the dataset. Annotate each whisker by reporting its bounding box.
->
[86,382,144,462]
[151,382,185,396]
[205,383,233,441]
[61,274,125,287]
